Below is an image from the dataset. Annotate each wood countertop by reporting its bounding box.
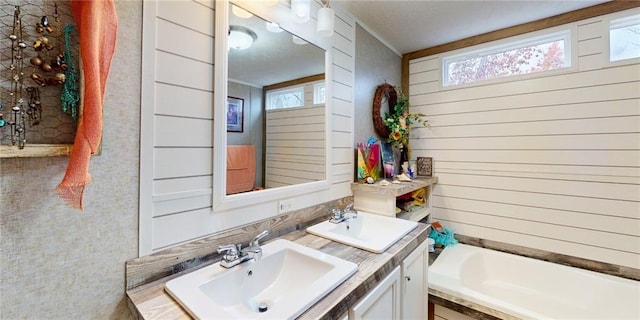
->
[126,223,430,320]
[351,177,437,196]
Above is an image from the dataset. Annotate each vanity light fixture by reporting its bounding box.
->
[317,0,335,37]
[266,21,283,33]
[232,5,253,19]
[228,25,257,50]
[291,0,310,23]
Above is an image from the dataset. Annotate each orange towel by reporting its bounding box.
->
[57,0,118,210]
[227,145,250,169]
[226,145,256,194]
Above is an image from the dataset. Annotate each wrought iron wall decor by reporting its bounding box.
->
[0,0,79,155]
[2,5,27,148]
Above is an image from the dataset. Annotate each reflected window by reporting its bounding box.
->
[314,82,325,105]
[266,86,304,110]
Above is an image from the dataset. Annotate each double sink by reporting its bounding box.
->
[165,211,418,319]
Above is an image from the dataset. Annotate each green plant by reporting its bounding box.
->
[383,88,428,149]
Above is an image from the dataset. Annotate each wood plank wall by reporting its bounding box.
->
[139,0,355,254]
[406,8,640,269]
[265,99,326,188]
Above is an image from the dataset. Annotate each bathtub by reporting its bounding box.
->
[429,244,640,319]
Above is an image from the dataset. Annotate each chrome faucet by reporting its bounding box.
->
[330,202,357,224]
[217,230,269,268]
[244,230,269,262]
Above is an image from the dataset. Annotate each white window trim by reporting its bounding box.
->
[606,10,640,66]
[441,26,577,90]
[266,80,326,110]
[313,81,326,105]
[266,86,305,110]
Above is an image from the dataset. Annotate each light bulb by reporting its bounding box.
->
[232,5,253,19]
[317,6,335,37]
[292,35,307,45]
[291,0,310,23]
[266,21,283,33]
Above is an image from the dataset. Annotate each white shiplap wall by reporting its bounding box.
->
[139,0,355,254]
[408,9,640,269]
[265,105,326,188]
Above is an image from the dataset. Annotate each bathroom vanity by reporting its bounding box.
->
[345,238,429,320]
[126,221,430,319]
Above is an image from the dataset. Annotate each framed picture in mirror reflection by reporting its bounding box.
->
[227,96,244,132]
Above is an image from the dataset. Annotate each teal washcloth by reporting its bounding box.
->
[429,227,458,247]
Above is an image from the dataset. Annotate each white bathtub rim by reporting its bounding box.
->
[429,274,546,319]
[432,243,639,285]
[430,244,548,319]
[429,243,640,320]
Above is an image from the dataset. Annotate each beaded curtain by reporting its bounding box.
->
[0,0,78,145]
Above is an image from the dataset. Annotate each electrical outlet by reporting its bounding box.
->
[278,199,294,213]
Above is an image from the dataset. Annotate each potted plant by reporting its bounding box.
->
[383,87,429,159]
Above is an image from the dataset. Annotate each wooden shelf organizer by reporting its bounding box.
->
[351,177,437,222]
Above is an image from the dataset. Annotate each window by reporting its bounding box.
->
[313,82,325,105]
[610,14,640,62]
[443,30,571,86]
[266,86,304,110]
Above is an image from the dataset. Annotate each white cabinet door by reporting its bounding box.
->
[401,240,428,320]
[350,266,402,320]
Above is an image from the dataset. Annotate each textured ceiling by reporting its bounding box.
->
[228,10,325,87]
[229,0,614,86]
[333,0,610,54]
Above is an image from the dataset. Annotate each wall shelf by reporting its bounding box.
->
[0,144,72,158]
[351,177,437,222]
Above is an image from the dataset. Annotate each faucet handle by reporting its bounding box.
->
[344,202,354,211]
[218,244,240,260]
[250,230,269,246]
[332,208,344,219]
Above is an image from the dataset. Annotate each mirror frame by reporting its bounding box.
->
[213,0,333,212]
[372,83,397,139]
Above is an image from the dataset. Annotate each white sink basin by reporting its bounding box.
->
[165,239,357,319]
[306,211,418,253]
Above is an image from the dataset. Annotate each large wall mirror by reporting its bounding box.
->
[213,0,332,211]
